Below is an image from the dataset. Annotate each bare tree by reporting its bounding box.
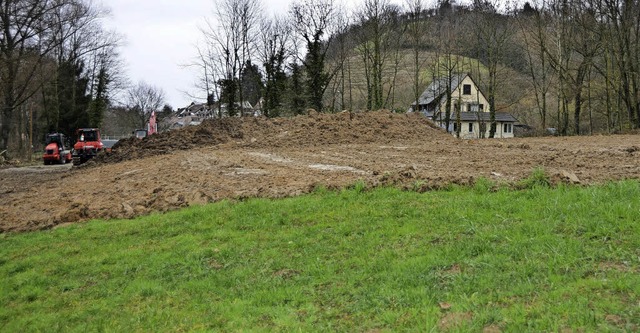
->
[405,0,431,112]
[538,0,603,135]
[188,42,224,117]
[201,0,262,117]
[0,0,73,154]
[428,3,465,133]
[516,1,554,132]
[125,81,165,128]
[469,0,516,138]
[596,0,640,129]
[568,1,602,134]
[325,9,353,112]
[355,0,404,111]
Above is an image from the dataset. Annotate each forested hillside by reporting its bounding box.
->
[196,0,639,137]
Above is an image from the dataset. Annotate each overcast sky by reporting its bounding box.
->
[105,0,304,109]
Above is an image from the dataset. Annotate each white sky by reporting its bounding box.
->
[105,0,299,109]
[105,0,496,109]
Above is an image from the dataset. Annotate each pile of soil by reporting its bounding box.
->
[2,110,639,233]
[92,111,447,165]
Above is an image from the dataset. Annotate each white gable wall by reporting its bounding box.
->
[437,75,491,114]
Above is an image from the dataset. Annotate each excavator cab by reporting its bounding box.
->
[72,128,104,165]
[134,129,148,139]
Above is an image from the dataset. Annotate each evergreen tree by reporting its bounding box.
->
[263,47,288,118]
[43,60,92,138]
[240,60,264,107]
[218,78,238,117]
[303,35,330,111]
[88,65,110,128]
[288,62,307,115]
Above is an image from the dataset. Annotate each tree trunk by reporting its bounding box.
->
[1,80,16,151]
[574,90,582,135]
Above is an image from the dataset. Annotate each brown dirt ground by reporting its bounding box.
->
[1,110,639,233]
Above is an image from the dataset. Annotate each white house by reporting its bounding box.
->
[411,73,517,139]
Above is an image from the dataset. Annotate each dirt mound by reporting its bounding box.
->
[90,117,245,165]
[4,108,639,233]
[2,130,640,233]
[92,111,447,165]
[241,110,445,148]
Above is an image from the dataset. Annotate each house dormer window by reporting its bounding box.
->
[463,84,471,95]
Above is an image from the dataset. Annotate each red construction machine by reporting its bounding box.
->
[42,133,72,165]
[72,128,105,166]
[133,110,158,139]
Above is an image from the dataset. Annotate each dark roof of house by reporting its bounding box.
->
[429,111,518,123]
[412,73,468,106]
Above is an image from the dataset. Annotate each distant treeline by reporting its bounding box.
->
[197,0,639,136]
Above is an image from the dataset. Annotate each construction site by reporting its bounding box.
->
[1,110,640,233]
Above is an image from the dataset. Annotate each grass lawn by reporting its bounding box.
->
[1,180,639,332]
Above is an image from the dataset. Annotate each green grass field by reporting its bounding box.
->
[1,179,639,332]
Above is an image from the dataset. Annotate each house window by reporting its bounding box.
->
[470,103,484,112]
[480,122,487,133]
[503,123,512,133]
[453,123,458,132]
[468,123,473,132]
[463,84,471,95]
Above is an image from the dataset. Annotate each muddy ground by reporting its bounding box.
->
[1,111,639,233]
